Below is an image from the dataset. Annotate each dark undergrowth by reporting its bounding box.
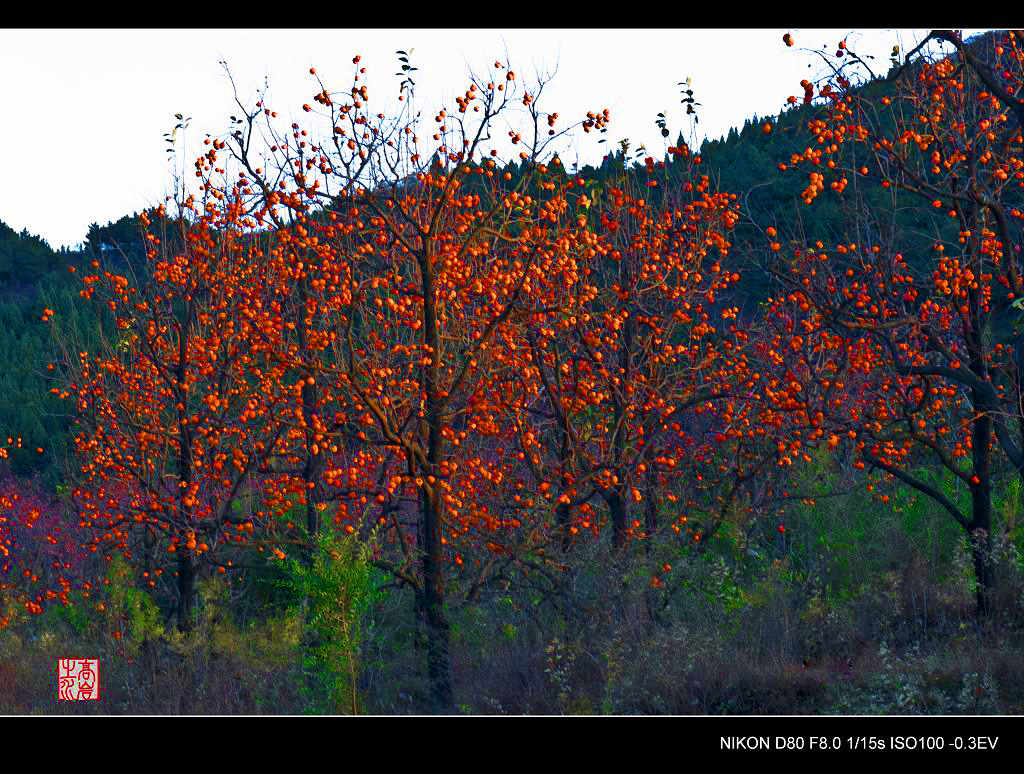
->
[3,480,1023,715]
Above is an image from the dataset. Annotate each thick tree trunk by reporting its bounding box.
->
[608,490,628,551]
[970,402,994,618]
[557,417,573,552]
[609,259,635,553]
[420,250,454,713]
[177,552,195,632]
[643,465,657,557]
[422,487,453,712]
[964,190,995,618]
[970,530,994,618]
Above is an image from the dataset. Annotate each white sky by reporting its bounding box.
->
[0,28,991,249]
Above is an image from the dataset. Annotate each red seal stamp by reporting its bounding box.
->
[57,659,100,701]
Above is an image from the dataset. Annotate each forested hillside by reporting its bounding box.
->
[1,30,1023,716]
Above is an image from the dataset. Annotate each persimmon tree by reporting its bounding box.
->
[212,53,613,709]
[521,146,756,562]
[53,194,299,631]
[766,29,1024,614]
